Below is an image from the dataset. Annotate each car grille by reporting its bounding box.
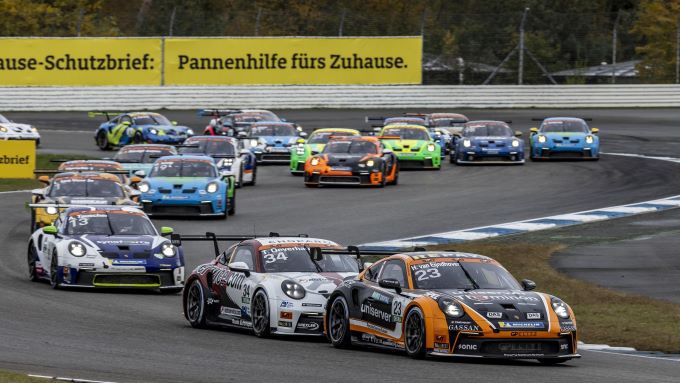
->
[481,340,559,355]
[261,153,291,161]
[548,151,585,158]
[92,274,161,287]
[319,176,360,184]
[149,205,214,215]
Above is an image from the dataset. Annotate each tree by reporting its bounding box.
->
[632,0,680,83]
[0,0,118,36]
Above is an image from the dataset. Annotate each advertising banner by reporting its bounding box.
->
[0,140,36,178]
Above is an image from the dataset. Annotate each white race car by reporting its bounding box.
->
[27,205,185,292]
[180,234,361,336]
[178,136,257,187]
[0,113,41,145]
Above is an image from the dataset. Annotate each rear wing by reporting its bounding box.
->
[318,246,428,271]
[404,112,428,118]
[376,135,402,140]
[197,109,242,117]
[170,232,309,256]
[531,117,592,121]
[28,203,141,210]
[34,169,130,175]
[87,111,125,121]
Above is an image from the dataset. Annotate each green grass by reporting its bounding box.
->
[0,370,48,383]
[0,153,97,192]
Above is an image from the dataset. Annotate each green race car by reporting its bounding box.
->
[378,124,441,169]
[289,128,361,175]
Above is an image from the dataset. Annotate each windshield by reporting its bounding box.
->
[308,131,355,144]
[438,126,464,135]
[261,247,358,273]
[251,124,296,137]
[65,211,156,236]
[49,178,124,198]
[180,139,236,155]
[463,123,513,137]
[431,118,468,127]
[410,261,521,290]
[382,127,430,141]
[114,147,176,163]
[0,114,9,123]
[149,159,216,178]
[323,141,378,154]
[541,120,588,133]
[133,114,172,126]
[233,112,279,123]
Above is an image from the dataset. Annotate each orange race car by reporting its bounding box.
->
[324,251,579,363]
[304,136,399,187]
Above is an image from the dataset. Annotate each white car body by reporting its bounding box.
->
[0,113,40,144]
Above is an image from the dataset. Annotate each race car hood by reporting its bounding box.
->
[438,289,550,331]
[273,272,357,294]
[78,234,170,265]
[382,139,426,151]
[468,136,516,143]
[256,136,298,147]
[323,153,367,166]
[146,177,213,190]
[139,124,191,136]
[541,132,588,140]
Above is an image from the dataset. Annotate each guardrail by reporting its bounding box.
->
[1,85,680,110]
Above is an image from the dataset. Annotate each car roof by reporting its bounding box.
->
[543,117,586,122]
[64,205,145,215]
[52,172,123,181]
[429,113,469,119]
[60,160,122,169]
[312,128,360,134]
[251,237,341,249]
[328,135,379,142]
[466,120,508,125]
[121,144,175,150]
[251,121,294,127]
[156,155,214,161]
[186,136,237,142]
[382,124,429,131]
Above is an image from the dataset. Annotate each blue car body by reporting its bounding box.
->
[138,155,234,217]
[112,144,178,177]
[93,112,194,149]
[245,122,302,164]
[454,120,525,164]
[530,117,600,160]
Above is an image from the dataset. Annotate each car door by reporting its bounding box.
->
[355,260,407,335]
[215,244,257,328]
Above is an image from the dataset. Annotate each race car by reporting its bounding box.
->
[529,117,600,160]
[30,172,139,231]
[325,251,580,363]
[377,124,441,169]
[91,112,194,150]
[452,121,524,165]
[179,233,361,337]
[137,155,236,218]
[27,206,184,292]
[304,136,399,187]
[200,109,282,135]
[422,113,469,154]
[54,159,135,185]
[289,128,361,175]
[112,144,178,176]
[0,113,41,145]
[179,136,257,187]
[244,122,306,164]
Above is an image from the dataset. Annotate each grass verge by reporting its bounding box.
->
[427,240,680,353]
[0,153,97,192]
[0,370,47,383]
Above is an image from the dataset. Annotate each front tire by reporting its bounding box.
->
[185,279,207,328]
[28,242,39,282]
[328,295,352,348]
[237,163,244,188]
[227,190,236,216]
[96,131,110,150]
[404,307,426,358]
[251,290,271,338]
[49,252,61,289]
[247,165,257,186]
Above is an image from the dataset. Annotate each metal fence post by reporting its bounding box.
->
[161,37,165,86]
[518,8,529,85]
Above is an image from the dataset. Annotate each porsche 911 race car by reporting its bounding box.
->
[54,159,136,185]
[453,121,524,165]
[289,128,361,175]
[325,251,580,363]
[112,144,178,176]
[304,136,399,187]
[0,113,41,145]
[244,122,307,164]
[530,117,600,160]
[27,206,184,292]
[30,172,139,231]
[377,125,441,169]
[179,136,257,187]
[200,109,282,135]
[92,112,194,150]
[421,112,469,155]
[137,155,236,218]
[179,233,361,337]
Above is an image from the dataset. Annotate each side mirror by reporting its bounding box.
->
[172,121,178,126]
[237,131,248,139]
[514,130,523,137]
[591,128,599,134]
[130,176,142,184]
[38,175,50,184]
[521,279,536,291]
[378,278,402,294]
[133,170,146,178]
[43,225,58,235]
[160,227,174,236]
[299,131,308,138]
[228,262,251,277]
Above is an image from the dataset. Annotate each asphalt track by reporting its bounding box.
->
[0,109,679,382]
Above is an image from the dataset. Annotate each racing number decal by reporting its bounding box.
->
[392,300,403,322]
[415,268,441,281]
[263,252,288,264]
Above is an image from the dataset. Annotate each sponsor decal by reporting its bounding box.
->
[526,312,542,320]
[112,259,146,265]
[231,319,252,327]
[459,291,540,303]
[371,291,391,305]
[560,325,577,332]
[361,304,391,322]
[510,331,537,337]
[457,343,478,351]
[220,306,241,317]
[206,298,219,305]
[301,303,322,307]
[360,333,396,347]
[278,321,292,328]
[296,321,320,331]
[280,301,294,308]
[448,320,481,331]
[280,311,293,320]
[486,312,503,319]
[498,321,545,329]
[78,263,95,267]
[366,322,388,334]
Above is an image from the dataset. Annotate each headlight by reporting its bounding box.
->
[427,143,436,152]
[438,298,464,318]
[218,158,234,167]
[463,139,471,148]
[512,139,520,147]
[68,241,86,257]
[585,135,594,144]
[310,157,320,166]
[250,139,259,147]
[31,126,38,132]
[149,128,158,135]
[46,206,58,215]
[206,182,218,193]
[296,145,305,155]
[187,129,194,135]
[538,135,547,143]
[366,159,375,167]
[161,242,176,257]
[0,126,6,132]
[138,182,150,193]
[281,280,306,300]
[551,298,570,319]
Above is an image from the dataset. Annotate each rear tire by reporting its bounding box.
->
[387,163,399,185]
[247,165,257,186]
[96,131,110,150]
[328,295,352,348]
[133,132,144,144]
[185,280,207,328]
[404,307,426,359]
[251,290,271,338]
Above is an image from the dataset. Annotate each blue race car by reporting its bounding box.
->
[112,144,178,176]
[530,117,600,160]
[137,155,236,218]
[244,122,306,164]
[91,112,194,150]
[453,120,524,165]
[27,206,185,292]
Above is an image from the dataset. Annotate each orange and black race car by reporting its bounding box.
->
[304,136,398,187]
[324,251,579,363]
